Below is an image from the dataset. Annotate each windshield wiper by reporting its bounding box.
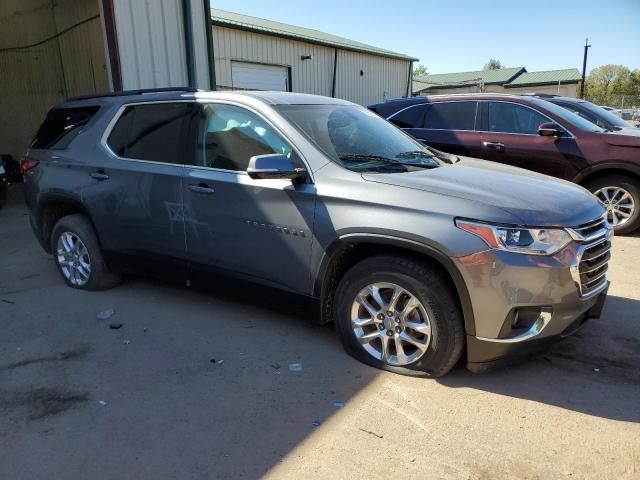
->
[339,154,399,164]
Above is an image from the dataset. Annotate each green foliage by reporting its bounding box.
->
[585,65,640,107]
[413,64,428,77]
[483,59,504,70]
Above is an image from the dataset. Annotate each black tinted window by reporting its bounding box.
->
[108,103,194,163]
[389,104,428,128]
[31,106,100,149]
[488,102,547,134]
[423,102,477,130]
[194,104,292,171]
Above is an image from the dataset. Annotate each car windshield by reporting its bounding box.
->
[275,104,442,172]
[574,101,630,129]
[530,98,605,133]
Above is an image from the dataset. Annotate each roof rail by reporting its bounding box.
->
[67,87,201,102]
[519,92,559,98]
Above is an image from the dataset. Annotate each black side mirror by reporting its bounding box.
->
[247,154,307,182]
[538,122,563,138]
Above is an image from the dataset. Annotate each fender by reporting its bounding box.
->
[314,232,476,336]
[34,191,92,252]
[573,161,640,184]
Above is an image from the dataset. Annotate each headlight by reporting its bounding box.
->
[456,219,572,255]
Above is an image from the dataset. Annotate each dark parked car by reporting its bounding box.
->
[0,160,6,209]
[23,89,610,377]
[369,94,640,234]
[522,94,640,136]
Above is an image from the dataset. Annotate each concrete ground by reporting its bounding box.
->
[1,184,639,480]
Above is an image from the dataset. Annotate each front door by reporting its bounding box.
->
[476,101,576,180]
[183,102,315,294]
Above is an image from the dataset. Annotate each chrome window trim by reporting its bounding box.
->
[100,99,313,182]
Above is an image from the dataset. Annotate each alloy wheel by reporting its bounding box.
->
[595,186,635,228]
[350,282,431,366]
[56,232,91,286]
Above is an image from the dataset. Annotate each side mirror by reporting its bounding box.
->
[247,154,307,181]
[538,122,563,138]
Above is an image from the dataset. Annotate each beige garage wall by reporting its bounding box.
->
[0,0,108,158]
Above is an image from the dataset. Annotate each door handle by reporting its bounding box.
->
[482,141,505,152]
[90,171,109,180]
[188,183,215,194]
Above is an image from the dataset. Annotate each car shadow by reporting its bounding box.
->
[439,294,640,423]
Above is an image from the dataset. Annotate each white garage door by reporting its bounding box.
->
[231,62,289,91]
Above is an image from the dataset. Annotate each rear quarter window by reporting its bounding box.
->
[389,104,429,128]
[31,106,100,150]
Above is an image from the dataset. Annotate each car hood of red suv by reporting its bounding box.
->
[598,129,640,145]
[363,157,604,227]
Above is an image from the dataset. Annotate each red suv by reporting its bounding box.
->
[369,94,640,234]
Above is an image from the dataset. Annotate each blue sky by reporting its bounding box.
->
[211,0,640,74]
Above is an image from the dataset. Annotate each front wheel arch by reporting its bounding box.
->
[315,235,476,336]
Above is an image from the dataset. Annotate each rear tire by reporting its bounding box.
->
[333,255,465,377]
[50,214,120,290]
[586,175,640,235]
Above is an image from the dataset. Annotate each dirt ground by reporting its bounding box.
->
[1,185,639,480]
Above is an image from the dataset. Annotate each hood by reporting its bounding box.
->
[362,157,604,226]
[601,128,640,144]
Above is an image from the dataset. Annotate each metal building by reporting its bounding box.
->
[209,9,417,106]
[0,1,416,159]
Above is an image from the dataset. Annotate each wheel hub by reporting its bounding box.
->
[350,282,431,366]
[56,232,91,286]
[595,186,635,227]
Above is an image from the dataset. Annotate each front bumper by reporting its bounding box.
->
[454,238,610,373]
[466,288,607,373]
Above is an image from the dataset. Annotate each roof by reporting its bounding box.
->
[210,9,418,62]
[412,67,525,93]
[504,68,582,87]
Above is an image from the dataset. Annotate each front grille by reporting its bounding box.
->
[578,237,611,296]
[572,216,607,239]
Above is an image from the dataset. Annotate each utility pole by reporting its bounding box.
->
[580,38,591,99]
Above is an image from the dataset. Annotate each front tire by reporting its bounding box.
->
[334,255,465,377]
[51,214,121,290]
[586,175,640,235]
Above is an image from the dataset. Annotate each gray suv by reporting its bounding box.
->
[23,89,611,377]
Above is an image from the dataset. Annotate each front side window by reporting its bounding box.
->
[423,102,477,130]
[487,102,548,134]
[107,103,194,163]
[276,104,441,173]
[193,104,292,171]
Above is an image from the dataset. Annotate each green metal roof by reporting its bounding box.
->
[210,9,418,62]
[504,68,582,87]
[412,67,525,93]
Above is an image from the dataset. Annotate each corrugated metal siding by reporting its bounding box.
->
[113,0,188,89]
[190,0,210,88]
[213,26,411,105]
[0,0,107,158]
[334,49,410,105]
[213,26,334,96]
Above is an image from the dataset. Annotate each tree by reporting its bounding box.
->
[413,64,428,77]
[483,59,504,70]
[585,64,639,106]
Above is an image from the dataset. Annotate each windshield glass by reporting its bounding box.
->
[576,101,630,129]
[530,98,605,132]
[275,104,442,172]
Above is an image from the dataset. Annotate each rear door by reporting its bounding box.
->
[390,101,485,159]
[477,101,576,179]
[182,101,315,293]
[82,102,195,277]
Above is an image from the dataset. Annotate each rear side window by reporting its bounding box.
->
[31,106,100,150]
[388,104,429,128]
[423,102,477,130]
[107,103,195,164]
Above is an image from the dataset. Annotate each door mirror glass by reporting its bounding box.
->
[538,122,563,137]
[247,154,307,181]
